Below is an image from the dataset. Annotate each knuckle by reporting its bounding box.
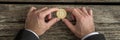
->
[37,14,43,18]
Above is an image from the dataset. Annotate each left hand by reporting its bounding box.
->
[25,7,60,36]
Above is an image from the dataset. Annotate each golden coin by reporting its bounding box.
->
[56,9,67,19]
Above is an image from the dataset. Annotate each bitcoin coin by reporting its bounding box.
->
[56,9,67,19]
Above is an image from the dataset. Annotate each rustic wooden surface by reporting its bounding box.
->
[0,4,120,40]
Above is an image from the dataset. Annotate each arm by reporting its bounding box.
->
[63,7,106,40]
[14,29,39,40]
[82,32,105,40]
[14,7,60,40]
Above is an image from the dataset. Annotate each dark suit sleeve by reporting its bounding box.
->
[84,34,106,40]
[14,29,39,40]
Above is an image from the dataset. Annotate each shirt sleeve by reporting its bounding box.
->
[25,29,39,39]
[81,32,99,40]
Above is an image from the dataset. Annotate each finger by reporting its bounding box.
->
[72,8,82,21]
[62,19,75,31]
[43,8,59,17]
[45,14,52,22]
[47,14,52,20]
[81,7,89,16]
[35,7,48,13]
[87,9,93,16]
[72,8,81,17]
[29,7,36,13]
[28,7,36,16]
[65,8,75,20]
[47,18,60,27]
[77,8,85,16]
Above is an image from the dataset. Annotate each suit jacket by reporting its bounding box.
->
[84,34,106,40]
[14,29,39,40]
[14,29,105,40]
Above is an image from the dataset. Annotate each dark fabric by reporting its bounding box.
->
[14,29,105,40]
[14,29,39,40]
[84,34,106,40]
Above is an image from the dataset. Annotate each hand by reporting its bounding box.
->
[25,7,60,36]
[62,7,95,38]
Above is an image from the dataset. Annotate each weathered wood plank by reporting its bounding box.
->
[0,37,14,40]
[0,23,24,36]
[0,0,119,2]
[0,5,120,23]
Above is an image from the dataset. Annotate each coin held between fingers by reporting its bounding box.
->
[56,9,67,19]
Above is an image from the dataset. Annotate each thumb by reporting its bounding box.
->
[47,18,60,27]
[62,19,75,31]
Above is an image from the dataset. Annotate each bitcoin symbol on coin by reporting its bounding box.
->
[56,9,67,19]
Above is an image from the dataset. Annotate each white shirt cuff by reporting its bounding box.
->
[81,32,99,40]
[25,29,39,38]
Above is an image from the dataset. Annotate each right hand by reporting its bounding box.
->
[62,7,95,38]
